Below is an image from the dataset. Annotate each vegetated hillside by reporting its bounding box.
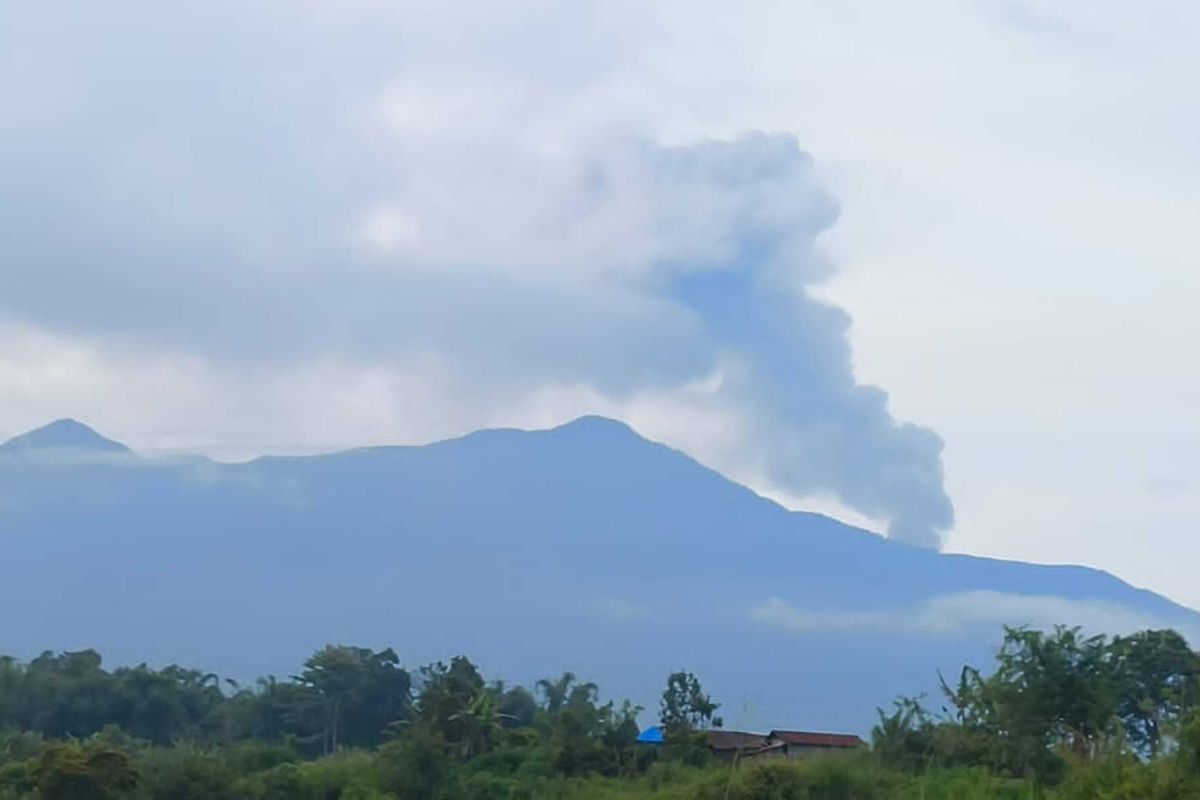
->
[0,416,1194,733]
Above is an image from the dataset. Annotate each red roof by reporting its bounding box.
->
[768,730,865,749]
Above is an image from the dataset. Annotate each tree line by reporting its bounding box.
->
[871,626,1200,782]
[2,626,1200,798]
[0,645,717,799]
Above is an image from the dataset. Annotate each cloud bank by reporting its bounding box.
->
[752,593,1198,641]
[0,1,952,545]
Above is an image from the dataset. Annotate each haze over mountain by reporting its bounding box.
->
[0,416,1194,733]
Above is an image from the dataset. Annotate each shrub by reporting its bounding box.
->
[135,746,238,800]
[731,755,896,800]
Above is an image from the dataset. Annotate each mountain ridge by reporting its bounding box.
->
[0,413,1189,610]
[0,415,1193,732]
[0,414,1187,611]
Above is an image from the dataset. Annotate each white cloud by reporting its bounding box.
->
[753,593,1199,642]
[0,2,955,547]
[6,1,1200,573]
[356,206,422,255]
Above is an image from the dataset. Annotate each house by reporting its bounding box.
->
[706,730,788,762]
[636,726,865,762]
[768,730,866,758]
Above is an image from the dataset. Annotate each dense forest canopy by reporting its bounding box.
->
[1,625,1200,798]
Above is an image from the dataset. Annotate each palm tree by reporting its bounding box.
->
[447,691,516,757]
[536,672,597,714]
[536,672,574,714]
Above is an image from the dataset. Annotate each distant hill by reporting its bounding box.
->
[0,416,1195,734]
[0,418,131,455]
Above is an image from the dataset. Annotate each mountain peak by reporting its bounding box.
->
[552,415,639,436]
[1,419,131,455]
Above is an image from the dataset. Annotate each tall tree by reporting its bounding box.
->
[659,671,721,734]
[296,645,411,753]
[415,656,487,756]
[991,626,1117,760]
[1111,629,1200,757]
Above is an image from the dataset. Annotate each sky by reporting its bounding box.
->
[1,2,1197,603]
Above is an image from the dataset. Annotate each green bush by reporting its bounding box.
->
[135,746,238,800]
[730,755,896,800]
[0,761,36,798]
[376,728,449,800]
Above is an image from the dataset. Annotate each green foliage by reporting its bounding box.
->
[35,741,139,800]
[537,673,595,715]
[134,746,239,800]
[376,726,450,799]
[659,671,721,735]
[1111,629,1200,757]
[653,671,717,768]
[0,731,43,768]
[252,762,315,800]
[415,656,491,757]
[0,651,226,746]
[875,625,1200,786]
[730,754,899,800]
[0,625,1196,799]
[0,759,37,800]
[295,645,412,753]
[527,671,642,778]
[872,696,933,771]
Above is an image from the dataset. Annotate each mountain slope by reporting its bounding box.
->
[0,416,1194,733]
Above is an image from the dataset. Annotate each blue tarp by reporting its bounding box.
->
[636,725,664,744]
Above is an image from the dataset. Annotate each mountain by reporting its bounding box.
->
[0,418,131,455]
[0,416,1194,734]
